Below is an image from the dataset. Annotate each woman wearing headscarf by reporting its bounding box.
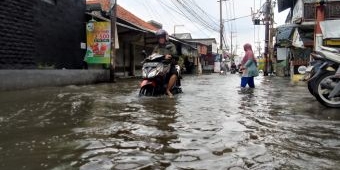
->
[240,43,258,91]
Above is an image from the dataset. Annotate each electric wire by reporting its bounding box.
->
[157,0,211,37]
[171,0,220,32]
[139,1,157,20]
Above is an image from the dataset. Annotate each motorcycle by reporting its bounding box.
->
[304,46,340,107]
[303,51,327,96]
[139,52,182,97]
[230,68,237,74]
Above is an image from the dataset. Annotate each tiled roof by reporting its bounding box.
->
[87,0,111,11]
[86,0,158,32]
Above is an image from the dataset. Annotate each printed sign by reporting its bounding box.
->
[85,22,111,64]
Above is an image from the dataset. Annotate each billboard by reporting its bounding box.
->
[85,22,111,64]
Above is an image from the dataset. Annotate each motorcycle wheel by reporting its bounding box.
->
[139,86,155,96]
[307,79,317,96]
[313,71,340,108]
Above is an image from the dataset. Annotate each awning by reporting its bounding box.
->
[320,20,340,39]
[304,0,340,3]
[276,24,298,46]
[277,0,297,12]
[292,27,314,48]
[292,28,304,48]
[86,12,148,33]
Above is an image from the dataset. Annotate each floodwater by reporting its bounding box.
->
[0,74,340,170]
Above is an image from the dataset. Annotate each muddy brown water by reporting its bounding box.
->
[0,74,340,170]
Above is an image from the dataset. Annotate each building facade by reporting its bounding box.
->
[276,0,340,81]
[0,0,87,69]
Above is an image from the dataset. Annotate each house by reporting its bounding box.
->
[0,0,87,69]
[86,0,198,76]
[179,37,218,73]
[173,33,193,39]
[276,0,340,80]
[0,0,112,91]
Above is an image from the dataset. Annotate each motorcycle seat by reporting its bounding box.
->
[318,46,340,63]
[320,46,340,53]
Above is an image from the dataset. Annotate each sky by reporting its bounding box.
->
[118,0,290,56]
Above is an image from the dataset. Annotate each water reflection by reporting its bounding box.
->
[0,75,340,170]
[68,94,180,169]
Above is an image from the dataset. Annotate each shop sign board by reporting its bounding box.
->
[85,22,111,64]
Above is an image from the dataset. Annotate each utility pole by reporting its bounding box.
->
[255,41,262,58]
[110,0,117,82]
[230,31,233,57]
[314,1,325,51]
[219,0,223,55]
[230,31,237,58]
[263,0,270,76]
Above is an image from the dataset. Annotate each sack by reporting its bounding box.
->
[253,67,259,77]
[248,60,259,77]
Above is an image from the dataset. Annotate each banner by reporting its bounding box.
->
[85,22,111,64]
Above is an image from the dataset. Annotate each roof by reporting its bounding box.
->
[85,12,148,33]
[275,24,297,45]
[87,0,111,12]
[320,20,340,39]
[277,0,297,13]
[276,23,314,46]
[172,33,192,39]
[86,0,159,32]
[182,38,217,46]
[277,0,340,12]
[304,0,340,3]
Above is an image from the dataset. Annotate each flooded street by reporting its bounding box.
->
[1,74,340,170]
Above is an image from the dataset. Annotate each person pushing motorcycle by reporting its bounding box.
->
[152,29,178,98]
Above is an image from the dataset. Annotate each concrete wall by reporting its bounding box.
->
[0,0,86,69]
[0,70,110,91]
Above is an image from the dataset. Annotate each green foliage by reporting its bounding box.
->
[37,63,55,69]
[178,55,185,68]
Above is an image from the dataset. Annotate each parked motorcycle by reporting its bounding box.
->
[139,53,182,97]
[304,46,340,107]
[303,51,327,96]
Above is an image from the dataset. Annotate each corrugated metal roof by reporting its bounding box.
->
[181,38,217,46]
[173,33,192,39]
[276,24,298,45]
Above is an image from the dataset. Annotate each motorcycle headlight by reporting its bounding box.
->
[142,70,147,78]
[156,64,163,72]
[148,69,157,78]
[148,64,164,78]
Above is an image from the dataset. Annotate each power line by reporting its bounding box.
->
[157,0,211,37]
[171,0,220,32]
[138,1,157,20]
[187,0,220,26]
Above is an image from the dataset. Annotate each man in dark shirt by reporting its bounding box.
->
[152,29,178,98]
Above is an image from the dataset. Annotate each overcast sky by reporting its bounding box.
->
[118,0,289,55]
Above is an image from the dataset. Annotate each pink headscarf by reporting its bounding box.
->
[241,43,256,65]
